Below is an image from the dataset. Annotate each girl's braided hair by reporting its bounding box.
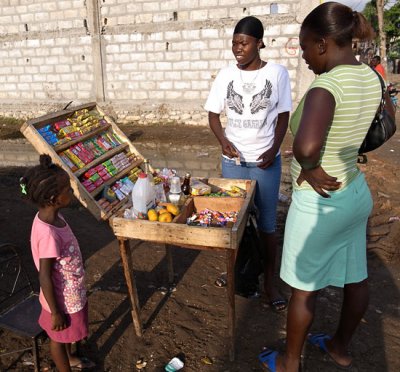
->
[20,154,67,207]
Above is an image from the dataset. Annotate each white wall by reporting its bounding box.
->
[0,0,318,123]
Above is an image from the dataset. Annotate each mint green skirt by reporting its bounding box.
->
[280,172,373,291]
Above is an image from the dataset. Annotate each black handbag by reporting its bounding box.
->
[358,68,396,157]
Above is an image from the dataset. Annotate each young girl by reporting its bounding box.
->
[20,154,94,371]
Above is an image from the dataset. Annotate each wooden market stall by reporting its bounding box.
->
[20,103,256,360]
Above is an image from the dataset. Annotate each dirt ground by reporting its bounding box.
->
[1,81,400,371]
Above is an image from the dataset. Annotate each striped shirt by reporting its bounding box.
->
[289,64,381,190]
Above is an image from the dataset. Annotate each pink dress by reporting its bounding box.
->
[30,213,88,343]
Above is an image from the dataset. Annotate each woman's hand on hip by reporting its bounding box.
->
[257,148,276,169]
[297,165,341,198]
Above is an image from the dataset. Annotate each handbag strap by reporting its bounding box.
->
[357,65,386,163]
[369,65,386,105]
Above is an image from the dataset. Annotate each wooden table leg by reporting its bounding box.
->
[165,244,174,285]
[118,238,143,336]
[226,248,236,361]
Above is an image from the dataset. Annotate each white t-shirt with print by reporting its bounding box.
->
[205,62,292,162]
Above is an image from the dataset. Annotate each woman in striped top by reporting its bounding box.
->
[258,2,395,371]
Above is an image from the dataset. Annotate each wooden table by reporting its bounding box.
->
[110,178,256,361]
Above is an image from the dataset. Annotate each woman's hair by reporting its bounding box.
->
[20,154,67,207]
[301,1,374,46]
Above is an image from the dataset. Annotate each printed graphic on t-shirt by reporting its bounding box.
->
[226,81,244,114]
[226,79,272,117]
[250,79,272,114]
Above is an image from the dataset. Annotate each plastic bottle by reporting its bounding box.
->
[131,173,155,219]
[181,172,191,195]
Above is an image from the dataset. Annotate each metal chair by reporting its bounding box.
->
[0,243,46,372]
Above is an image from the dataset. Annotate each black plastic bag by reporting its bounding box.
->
[234,213,264,298]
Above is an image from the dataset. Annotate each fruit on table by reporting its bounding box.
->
[158,212,173,223]
[165,203,180,216]
[158,208,169,215]
[147,209,158,221]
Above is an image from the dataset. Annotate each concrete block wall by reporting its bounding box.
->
[0,0,93,115]
[0,0,318,123]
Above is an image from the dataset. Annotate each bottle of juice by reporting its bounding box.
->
[131,173,155,219]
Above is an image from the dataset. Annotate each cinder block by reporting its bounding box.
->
[158,81,173,90]
[264,25,281,36]
[114,34,130,43]
[190,9,208,20]
[160,0,179,11]
[201,161,220,171]
[55,65,71,73]
[166,160,184,169]
[154,13,172,22]
[143,2,160,12]
[155,62,172,70]
[200,29,219,39]
[135,14,153,23]
[26,39,40,48]
[165,31,182,40]
[182,29,200,40]
[165,51,181,62]
[208,8,228,19]
[278,4,291,14]
[281,24,300,35]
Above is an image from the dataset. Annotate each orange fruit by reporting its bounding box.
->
[158,208,168,215]
[147,209,158,221]
[158,212,173,223]
[166,203,180,216]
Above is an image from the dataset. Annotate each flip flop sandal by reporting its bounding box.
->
[214,273,227,288]
[258,349,279,372]
[307,333,353,370]
[70,357,96,370]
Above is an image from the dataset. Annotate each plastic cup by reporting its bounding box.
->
[169,176,181,194]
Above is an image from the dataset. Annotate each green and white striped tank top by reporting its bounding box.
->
[290,64,381,190]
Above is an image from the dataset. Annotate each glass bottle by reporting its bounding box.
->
[143,159,154,185]
[181,172,191,195]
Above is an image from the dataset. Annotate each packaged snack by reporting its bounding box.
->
[93,178,104,187]
[190,179,211,196]
[64,149,85,168]
[59,153,78,172]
